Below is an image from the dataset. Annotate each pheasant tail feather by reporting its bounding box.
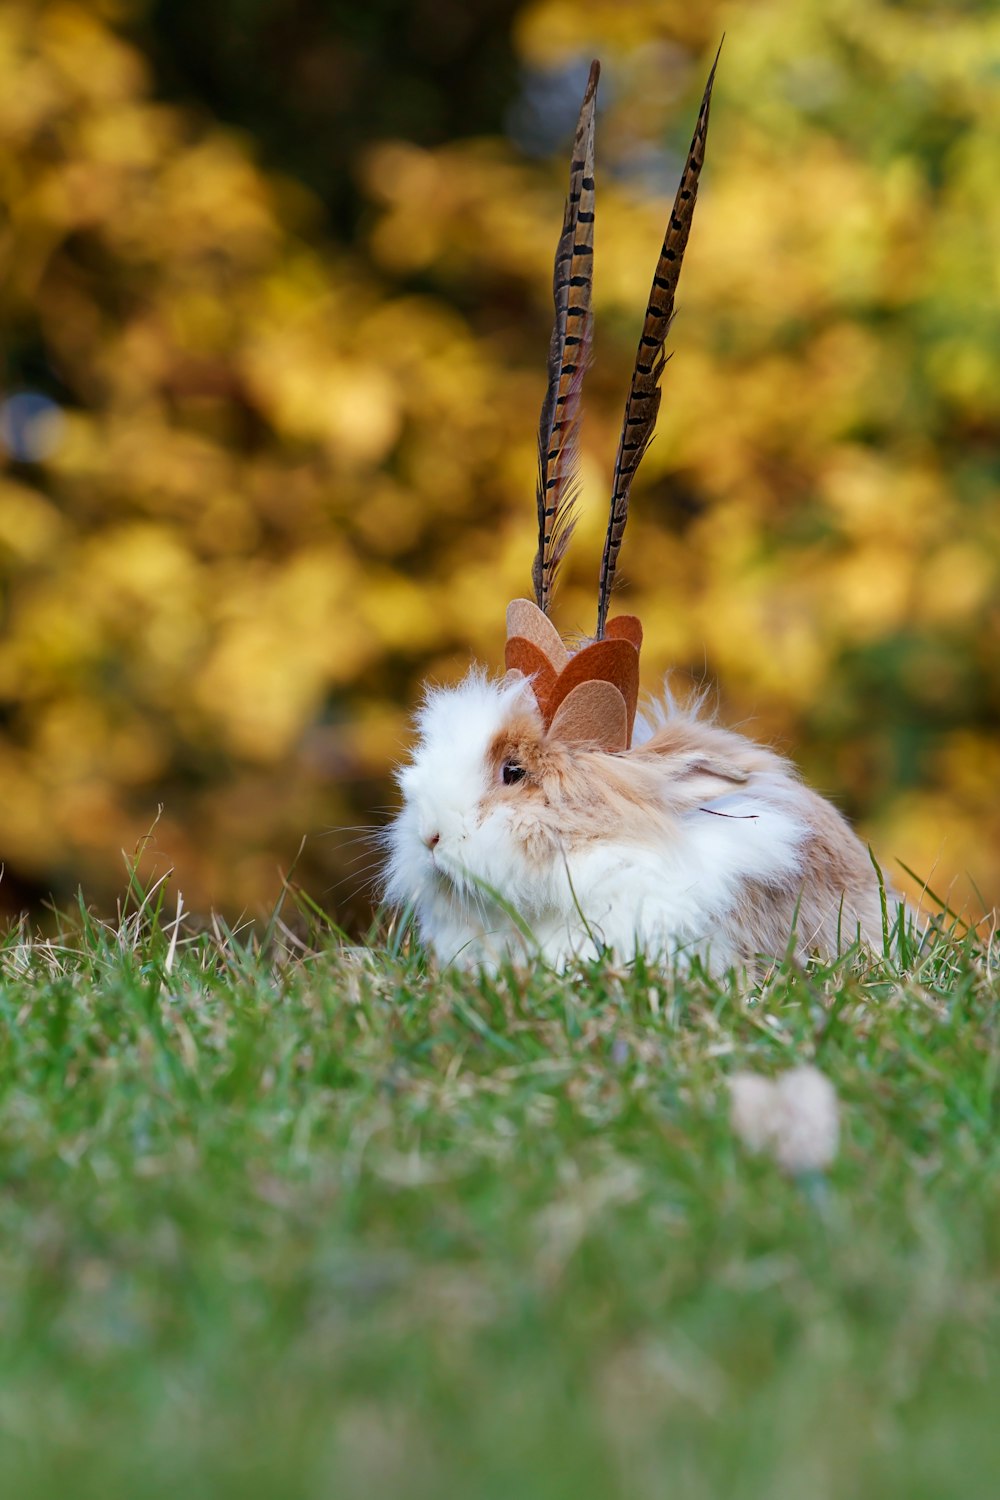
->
[532,60,599,615]
[595,47,719,637]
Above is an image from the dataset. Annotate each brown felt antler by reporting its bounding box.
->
[505,598,641,751]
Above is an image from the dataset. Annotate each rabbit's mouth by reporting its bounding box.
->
[428,851,484,908]
[428,848,461,897]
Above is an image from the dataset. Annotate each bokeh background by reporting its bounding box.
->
[1,0,997,926]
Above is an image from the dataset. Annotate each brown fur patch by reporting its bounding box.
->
[485,715,557,786]
[483,715,665,851]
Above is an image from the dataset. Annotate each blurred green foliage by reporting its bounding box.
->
[0,0,997,920]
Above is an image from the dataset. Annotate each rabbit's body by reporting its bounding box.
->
[381,59,895,972]
[384,673,888,973]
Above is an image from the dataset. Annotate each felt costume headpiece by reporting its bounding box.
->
[504,52,719,753]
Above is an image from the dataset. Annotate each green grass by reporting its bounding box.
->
[0,886,997,1499]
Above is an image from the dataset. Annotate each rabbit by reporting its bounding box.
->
[381,55,896,972]
[382,665,890,973]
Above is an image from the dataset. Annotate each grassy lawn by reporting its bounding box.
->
[0,890,997,1499]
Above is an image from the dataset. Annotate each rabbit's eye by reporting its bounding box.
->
[502,761,526,786]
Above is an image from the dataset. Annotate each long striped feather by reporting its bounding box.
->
[532,60,600,616]
[595,48,719,638]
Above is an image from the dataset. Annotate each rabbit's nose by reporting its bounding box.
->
[424,831,440,851]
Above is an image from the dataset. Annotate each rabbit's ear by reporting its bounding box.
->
[685,754,749,784]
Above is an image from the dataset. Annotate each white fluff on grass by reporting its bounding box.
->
[729,1065,840,1174]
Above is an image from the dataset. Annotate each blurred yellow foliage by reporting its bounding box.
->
[0,0,997,922]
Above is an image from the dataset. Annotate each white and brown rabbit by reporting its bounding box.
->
[383,56,894,973]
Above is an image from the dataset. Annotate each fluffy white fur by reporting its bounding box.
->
[383,671,888,973]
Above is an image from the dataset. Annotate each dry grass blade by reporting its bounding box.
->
[533,59,600,615]
[596,46,720,637]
